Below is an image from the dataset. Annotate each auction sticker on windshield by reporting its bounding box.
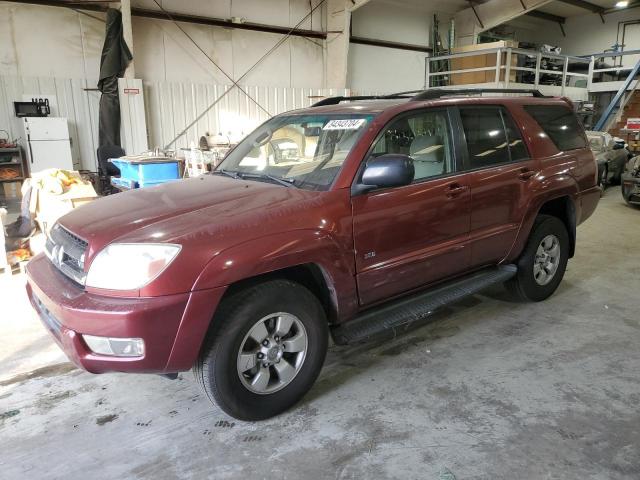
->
[323,119,367,130]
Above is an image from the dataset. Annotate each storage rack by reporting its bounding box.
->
[0,147,27,188]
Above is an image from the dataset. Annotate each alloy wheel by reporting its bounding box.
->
[236,312,308,394]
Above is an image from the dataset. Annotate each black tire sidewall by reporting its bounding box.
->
[205,281,328,421]
[515,216,569,302]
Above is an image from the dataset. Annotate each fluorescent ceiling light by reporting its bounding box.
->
[616,1,629,7]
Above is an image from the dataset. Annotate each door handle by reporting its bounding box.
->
[445,183,468,198]
[518,168,537,180]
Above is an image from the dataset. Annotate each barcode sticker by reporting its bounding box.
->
[323,119,366,130]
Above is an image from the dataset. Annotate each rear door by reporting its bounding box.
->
[456,105,539,267]
[351,108,472,306]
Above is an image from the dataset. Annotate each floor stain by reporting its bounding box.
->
[0,363,77,387]
[0,409,20,422]
[96,414,118,426]
[35,390,77,413]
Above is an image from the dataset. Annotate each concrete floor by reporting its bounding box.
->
[1,186,639,479]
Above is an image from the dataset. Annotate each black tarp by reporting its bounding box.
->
[97,8,132,175]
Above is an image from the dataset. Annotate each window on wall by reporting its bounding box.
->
[460,107,529,169]
[371,110,453,181]
[524,105,587,151]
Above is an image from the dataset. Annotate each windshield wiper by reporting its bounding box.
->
[212,169,242,179]
[238,172,297,188]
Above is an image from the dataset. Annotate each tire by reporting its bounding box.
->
[610,162,623,185]
[194,279,328,421]
[599,164,608,190]
[506,215,569,302]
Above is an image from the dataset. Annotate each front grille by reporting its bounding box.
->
[45,224,88,286]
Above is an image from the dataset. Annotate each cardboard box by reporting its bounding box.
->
[449,41,519,86]
[28,170,98,234]
[2,182,21,199]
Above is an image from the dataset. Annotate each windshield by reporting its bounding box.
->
[216,114,374,190]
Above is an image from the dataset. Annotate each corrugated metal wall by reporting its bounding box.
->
[0,75,100,171]
[1,75,350,172]
[143,81,350,150]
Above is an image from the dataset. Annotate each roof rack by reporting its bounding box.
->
[311,94,414,107]
[311,88,546,107]
[410,88,546,101]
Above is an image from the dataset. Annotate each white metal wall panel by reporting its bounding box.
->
[143,80,349,150]
[118,78,149,155]
[0,75,100,171]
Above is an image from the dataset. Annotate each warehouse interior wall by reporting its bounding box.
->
[347,1,449,92]
[0,1,326,87]
[507,8,640,65]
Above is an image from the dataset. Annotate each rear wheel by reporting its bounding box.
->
[194,279,328,421]
[506,215,569,302]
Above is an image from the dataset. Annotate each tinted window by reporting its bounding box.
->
[502,111,529,161]
[460,107,510,168]
[524,105,587,151]
[371,110,453,181]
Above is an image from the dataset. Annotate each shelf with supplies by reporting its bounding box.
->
[0,147,27,198]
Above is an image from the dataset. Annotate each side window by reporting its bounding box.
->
[371,110,453,181]
[460,107,510,168]
[524,105,587,151]
[501,111,529,161]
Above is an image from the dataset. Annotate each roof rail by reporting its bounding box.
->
[410,88,546,101]
[311,88,545,107]
[311,93,414,107]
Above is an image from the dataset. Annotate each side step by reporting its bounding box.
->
[331,265,517,345]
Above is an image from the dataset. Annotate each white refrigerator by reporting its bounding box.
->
[23,117,74,174]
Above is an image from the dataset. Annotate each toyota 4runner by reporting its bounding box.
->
[26,89,600,420]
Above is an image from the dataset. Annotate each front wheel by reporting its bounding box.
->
[506,215,569,302]
[194,279,328,421]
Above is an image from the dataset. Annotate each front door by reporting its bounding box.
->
[352,108,472,306]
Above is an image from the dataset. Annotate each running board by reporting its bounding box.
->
[331,265,517,345]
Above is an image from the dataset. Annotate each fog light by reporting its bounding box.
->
[83,335,145,357]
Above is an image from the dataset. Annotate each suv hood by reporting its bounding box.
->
[59,175,333,261]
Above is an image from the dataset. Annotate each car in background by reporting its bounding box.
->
[586,131,629,187]
[622,155,640,207]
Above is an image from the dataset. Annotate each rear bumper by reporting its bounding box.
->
[578,186,601,225]
[622,173,640,205]
[26,253,226,374]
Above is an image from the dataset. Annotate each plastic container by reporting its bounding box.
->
[110,158,180,187]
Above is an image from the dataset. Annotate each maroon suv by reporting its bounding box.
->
[26,89,600,420]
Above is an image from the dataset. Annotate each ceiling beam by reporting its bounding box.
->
[6,0,327,39]
[525,10,566,23]
[555,0,604,13]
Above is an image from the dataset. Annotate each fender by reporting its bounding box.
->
[503,172,579,263]
[191,229,359,321]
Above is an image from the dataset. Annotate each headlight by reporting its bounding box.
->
[85,243,182,290]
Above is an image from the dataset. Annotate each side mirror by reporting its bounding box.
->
[361,154,415,189]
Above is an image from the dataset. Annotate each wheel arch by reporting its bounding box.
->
[506,188,578,263]
[537,195,577,258]
[220,263,339,324]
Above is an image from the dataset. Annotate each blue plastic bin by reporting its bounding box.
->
[110,157,180,189]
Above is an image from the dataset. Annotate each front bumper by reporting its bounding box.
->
[26,254,226,374]
[622,173,640,205]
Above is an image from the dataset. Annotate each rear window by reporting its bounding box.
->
[524,105,587,151]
